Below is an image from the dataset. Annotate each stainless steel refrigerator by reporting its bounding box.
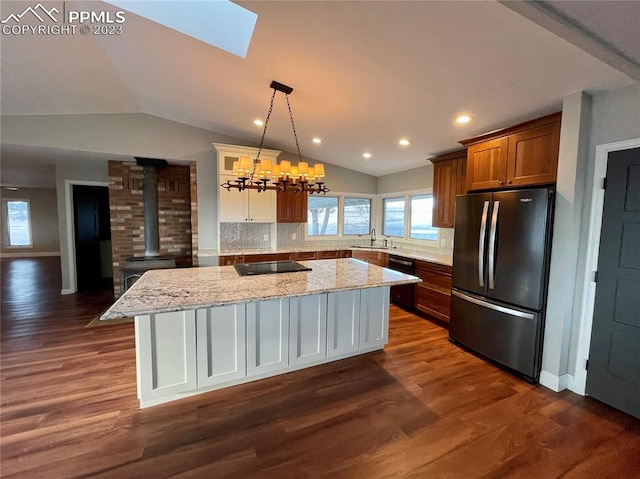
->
[449,187,555,382]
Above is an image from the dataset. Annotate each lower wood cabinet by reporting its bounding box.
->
[244,253,293,263]
[351,250,388,267]
[414,261,452,323]
[295,251,318,260]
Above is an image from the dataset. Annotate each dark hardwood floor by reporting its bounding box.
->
[1,257,639,478]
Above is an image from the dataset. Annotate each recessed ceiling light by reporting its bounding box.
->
[398,139,411,146]
[363,153,372,159]
[312,138,322,144]
[253,119,264,126]
[456,115,472,124]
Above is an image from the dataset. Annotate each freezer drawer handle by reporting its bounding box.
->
[488,200,500,290]
[452,290,535,320]
[478,201,490,287]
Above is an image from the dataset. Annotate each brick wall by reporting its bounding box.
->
[108,161,195,296]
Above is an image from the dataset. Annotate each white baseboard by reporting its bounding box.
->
[539,370,570,392]
[1,251,61,258]
[61,288,75,295]
[567,369,587,396]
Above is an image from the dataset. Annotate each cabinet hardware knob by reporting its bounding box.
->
[507,180,513,184]
[499,180,504,185]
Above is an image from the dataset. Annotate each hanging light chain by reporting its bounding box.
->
[254,87,278,174]
[286,93,303,163]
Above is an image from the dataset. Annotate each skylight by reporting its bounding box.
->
[103,0,257,58]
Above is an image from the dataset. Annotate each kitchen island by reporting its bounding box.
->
[101,258,420,407]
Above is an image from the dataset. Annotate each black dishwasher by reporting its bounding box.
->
[388,255,415,310]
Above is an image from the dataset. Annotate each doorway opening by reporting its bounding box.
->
[72,185,112,292]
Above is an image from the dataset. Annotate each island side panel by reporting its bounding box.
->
[247,298,290,376]
[359,287,390,350]
[136,311,197,403]
[327,290,361,358]
[196,305,247,387]
[290,294,328,367]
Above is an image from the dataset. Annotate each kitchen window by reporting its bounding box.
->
[410,195,437,240]
[4,199,33,247]
[343,197,371,235]
[382,197,405,237]
[381,192,438,243]
[307,194,374,238]
[308,196,338,236]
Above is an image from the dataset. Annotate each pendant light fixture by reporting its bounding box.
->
[220,80,329,195]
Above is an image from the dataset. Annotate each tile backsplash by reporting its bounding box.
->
[220,222,454,256]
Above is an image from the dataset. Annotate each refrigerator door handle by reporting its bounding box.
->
[478,201,490,287]
[452,290,535,320]
[488,200,500,290]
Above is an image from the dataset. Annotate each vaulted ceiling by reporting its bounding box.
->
[1,0,638,186]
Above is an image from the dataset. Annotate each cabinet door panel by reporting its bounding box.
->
[327,290,361,357]
[247,299,290,376]
[466,138,508,191]
[219,174,248,222]
[507,123,560,187]
[290,295,327,366]
[196,305,246,387]
[359,287,389,349]
[433,159,457,228]
[136,311,197,401]
[415,285,451,322]
[248,188,276,222]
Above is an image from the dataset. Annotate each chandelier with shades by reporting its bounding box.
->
[220,81,329,195]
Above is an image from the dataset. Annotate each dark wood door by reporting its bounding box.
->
[586,146,640,418]
[73,185,111,291]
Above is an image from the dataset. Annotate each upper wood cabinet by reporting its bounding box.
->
[431,149,467,228]
[460,112,561,192]
[277,190,308,223]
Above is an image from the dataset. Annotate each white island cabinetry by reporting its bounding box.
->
[104,259,420,408]
[135,288,390,407]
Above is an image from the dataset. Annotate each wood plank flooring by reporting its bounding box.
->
[1,257,639,478]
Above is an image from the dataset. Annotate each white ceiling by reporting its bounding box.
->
[1,0,638,187]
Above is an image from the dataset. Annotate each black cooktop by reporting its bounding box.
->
[234,261,312,276]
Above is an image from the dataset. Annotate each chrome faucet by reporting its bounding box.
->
[370,228,376,246]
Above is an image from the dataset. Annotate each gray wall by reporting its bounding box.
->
[542,83,640,390]
[568,83,640,378]
[1,187,60,255]
[376,164,434,194]
[277,150,377,194]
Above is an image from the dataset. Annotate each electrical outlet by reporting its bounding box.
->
[440,239,446,247]
[263,234,269,242]
[292,232,297,240]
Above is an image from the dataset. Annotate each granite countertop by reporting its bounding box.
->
[217,246,453,267]
[101,258,421,320]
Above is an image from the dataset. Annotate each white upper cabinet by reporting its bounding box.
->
[214,143,280,223]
